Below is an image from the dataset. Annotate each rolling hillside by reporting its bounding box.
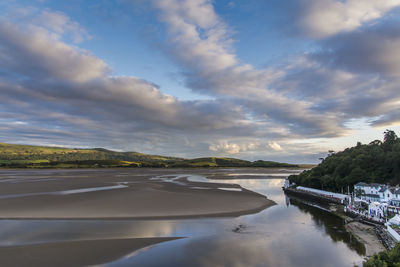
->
[0,143,298,168]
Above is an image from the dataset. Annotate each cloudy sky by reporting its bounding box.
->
[1,0,400,163]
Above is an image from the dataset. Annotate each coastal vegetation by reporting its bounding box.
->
[0,143,298,168]
[289,130,400,192]
[362,243,400,267]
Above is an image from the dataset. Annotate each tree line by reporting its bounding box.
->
[289,130,400,192]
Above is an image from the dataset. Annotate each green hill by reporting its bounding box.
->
[0,142,179,162]
[0,143,298,168]
[289,130,400,192]
[167,157,297,168]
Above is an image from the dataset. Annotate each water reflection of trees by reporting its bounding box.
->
[288,197,366,256]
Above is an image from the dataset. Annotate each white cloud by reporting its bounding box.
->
[297,0,400,38]
[35,10,91,43]
[0,21,108,82]
[209,141,261,154]
[268,142,283,151]
[152,0,237,73]
[209,142,241,154]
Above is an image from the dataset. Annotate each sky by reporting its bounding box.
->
[1,0,400,163]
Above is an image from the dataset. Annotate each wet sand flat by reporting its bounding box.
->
[0,169,275,219]
[0,237,181,267]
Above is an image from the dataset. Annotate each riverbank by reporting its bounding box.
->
[345,222,386,257]
[284,187,388,257]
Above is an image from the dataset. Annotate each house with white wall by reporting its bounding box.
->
[354,182,384,202]
[354,182,383,194]
[379,187,400,203]
[380,187,393,202]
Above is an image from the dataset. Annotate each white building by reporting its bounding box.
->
[380,187,393,202]
[354,182,382,194]
[379,187,400,203]
[354,182,400,203]
[354,182,384,202]
[348,183,400,223]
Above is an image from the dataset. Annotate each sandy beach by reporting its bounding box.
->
[0,169,275,219]
[345,222,386,257]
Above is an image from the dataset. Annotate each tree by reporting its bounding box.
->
[363,243,400,267]
[383,129,398,151]
[369,140,382,146]
[354,188,364,198]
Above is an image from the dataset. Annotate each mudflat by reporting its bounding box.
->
[0,168,275,219]
[0,237,181,267]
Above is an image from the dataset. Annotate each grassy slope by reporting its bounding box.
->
[0,143,179,161]
[0,143,299,168]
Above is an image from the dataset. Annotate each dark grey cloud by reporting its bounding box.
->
[372,108,400,127]
[311,24,400,77]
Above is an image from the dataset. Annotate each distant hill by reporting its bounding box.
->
[289,130,400,192]
[0,142,299,168]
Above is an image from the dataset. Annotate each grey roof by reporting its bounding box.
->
[389,188,400,194]
[355,182,367,186]
[361,194,380,198]
[379,187,387,192]
[370,183,383,188]
[355,182,384,188]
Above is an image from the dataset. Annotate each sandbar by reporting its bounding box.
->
[0,169,275,219]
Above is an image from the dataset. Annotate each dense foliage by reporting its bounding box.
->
[362,243,400,267]
[289,130,400,192]
[0,143,298,168]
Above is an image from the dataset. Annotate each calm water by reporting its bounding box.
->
[0,171,365,266]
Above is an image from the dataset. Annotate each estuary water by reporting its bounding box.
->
[0,169,365,266]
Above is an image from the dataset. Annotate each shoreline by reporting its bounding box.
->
[345,222,386,257]
[284,189,387,257]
